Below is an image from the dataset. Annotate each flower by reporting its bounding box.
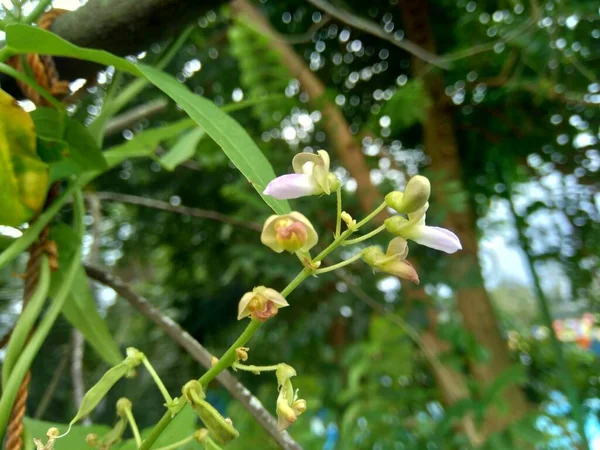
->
[237,286,289,321]
[385,205,462,254]
[386,175,431,214]
[264,150,340,199]
[275,364,306,431]
[261,212,318,253]
[362,238,420,284]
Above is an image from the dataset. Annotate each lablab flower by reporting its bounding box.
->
[362,238,420,284]
[237,286,289,321]
[261,212,318,253]
[384,205,462,254]
[275,364,306,431]
[264,150,340,199]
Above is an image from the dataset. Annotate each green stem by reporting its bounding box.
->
[155,435,194,450]
[0,47,13,63]
[355,201,387,229]
[1,255,50,387]
[0,62,64,109]
[0,181,77,271]
[503,173,590,450]
[342,224,386,246]
[0,189,84,442]
[313,228,354,263]
[123,407,143,448]
[315,252,362,274]
[232,363,280,373]
[139,268,311,450]
[142,357,173,405]
[335,187,342,237]
[23,0,52,23]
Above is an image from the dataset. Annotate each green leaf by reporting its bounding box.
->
[23,417,111,448]
[50,224,122,366]
[5,24,141,76]
[30,108,108,180]
[139,65,290,215]
[103,118,194,168]
[6,24,290,215]
[160,127,205,171]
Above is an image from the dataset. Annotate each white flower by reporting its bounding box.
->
[385,205,462,254]
[264,150,339,199]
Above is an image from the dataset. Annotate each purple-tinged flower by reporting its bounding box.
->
[362,238,420,284]
[237,286,289,321]
[261,212,318,253]
[264,150,340,199]
[385,205,462,254]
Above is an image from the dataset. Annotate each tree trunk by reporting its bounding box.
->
[231,0,382,215]
[398,0,531,437]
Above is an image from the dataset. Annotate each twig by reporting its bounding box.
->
[84,265,303,450]
[304,0,448,69]
[87,192,262,231]
[33,346,70,419]
[104,98,169,137]
[70,329,90,425]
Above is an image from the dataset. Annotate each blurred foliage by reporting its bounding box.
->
[1,0,599,448]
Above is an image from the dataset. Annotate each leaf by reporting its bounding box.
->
[50,224,122,365]
[23,417,111,448]
[160,127,205,171]
[0,88,48,226]
[30,108,108,180]
[5,24,141,76]
[6,24,291,215]
[103,118,194,168]
[139,65,290,215]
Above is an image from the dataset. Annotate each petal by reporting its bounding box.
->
[263,174,320,199]
[261,287,289,308]
[409,226,462,254]
[287,212,319,251]
[316,150,330,172]
[237,292,255,320]
[292,152,322,174]
[260,215,284,253]
[386,237,409,259]
[378,259,420,284]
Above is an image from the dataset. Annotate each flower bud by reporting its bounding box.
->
[386,175,431,214]
[261,212,318,253]
[86,433,98,447]
[384,215,411,236]
[238,286,289,321]
[235,347,249,362]
[293,399,307,414]
[183,380,239,445]
[361,246,385,266]
[341,211,356,229]
[116,398,132,417]
[327,172,341,192]
[362,240,419,284]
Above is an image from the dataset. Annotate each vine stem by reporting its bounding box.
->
[335,187,342,237]
[142,358,173,405]
[232,363,280,373]
[123,407,143,448]
[23,0,52,24]
[341,224,386,246]
[138,195,387,449]
[154,435,194,450]
[315,252,362,274]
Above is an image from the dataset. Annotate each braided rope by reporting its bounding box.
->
[4,10,69,450]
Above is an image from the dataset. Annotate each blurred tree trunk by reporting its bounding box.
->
[398,0,531,437]
[231,0,382,215]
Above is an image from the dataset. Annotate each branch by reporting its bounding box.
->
[104,98,169,137]
[84,265,302,450]
[304,0,448,69]
[87,192,262,231]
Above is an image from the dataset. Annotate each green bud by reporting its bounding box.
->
[327,172,341,192]
[386,175,431,213]
[384,216,411,236]
[361,246,384,266]
[183,381,239,445]
[116,398,132,417]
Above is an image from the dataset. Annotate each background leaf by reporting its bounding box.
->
[160,127,205,171]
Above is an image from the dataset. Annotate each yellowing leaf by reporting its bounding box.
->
[0,90,49,226]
